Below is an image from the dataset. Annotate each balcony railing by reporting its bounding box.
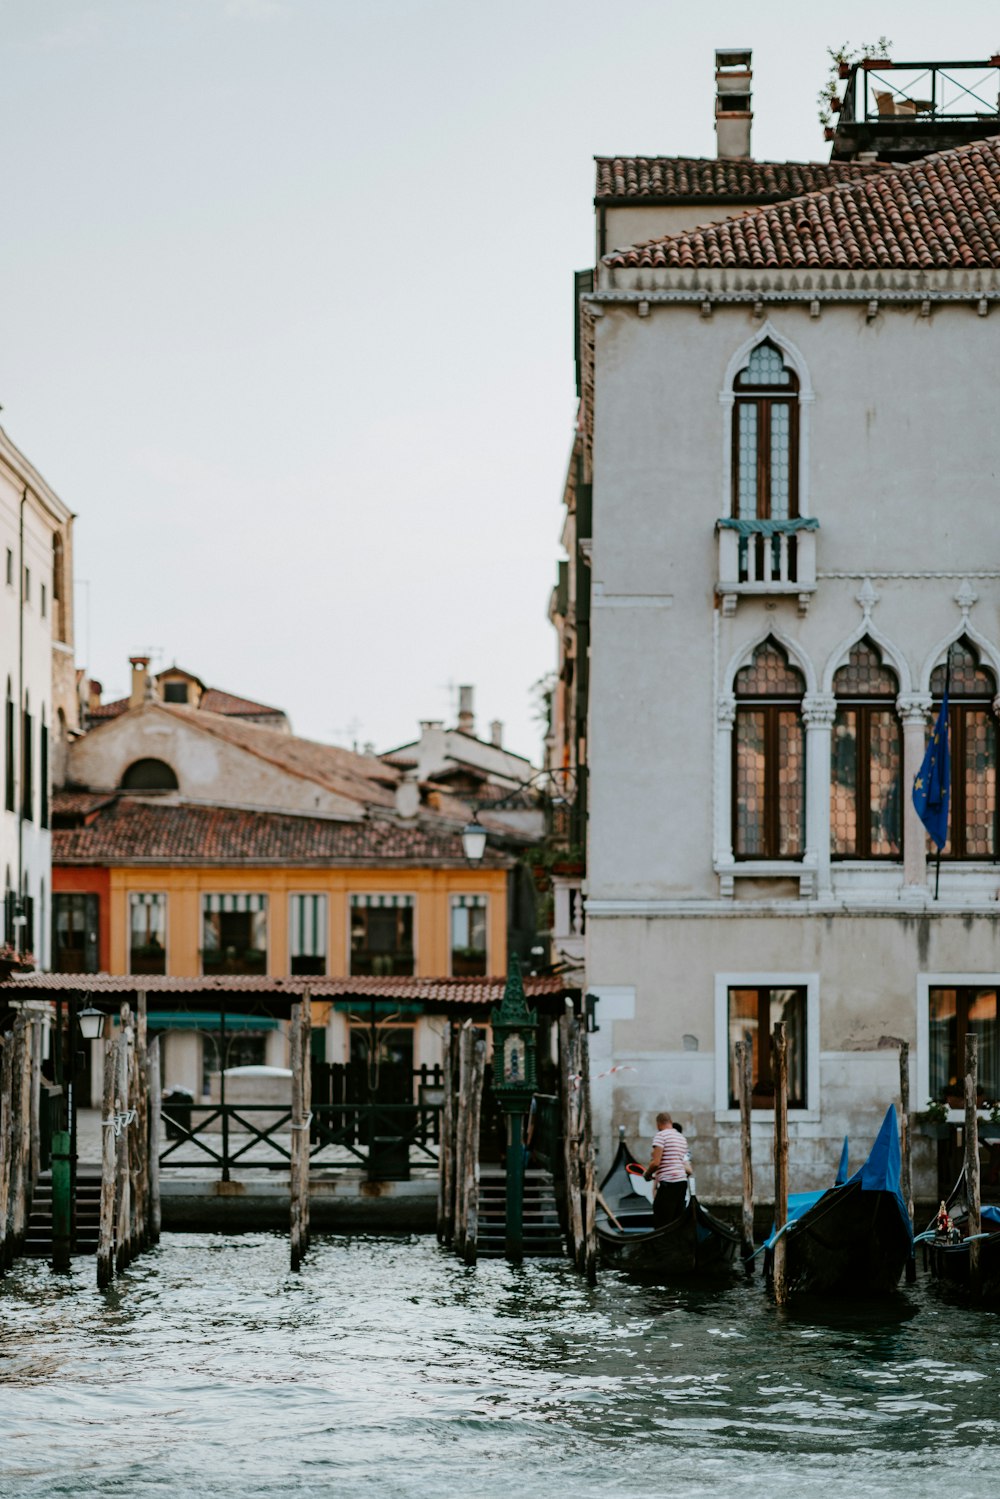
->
[716,518,818,616]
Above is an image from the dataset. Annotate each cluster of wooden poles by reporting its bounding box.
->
[437,1019,486,1263]
[0,1009,43,1274]
[95,997,161,1287]
[435,1008,598,1277]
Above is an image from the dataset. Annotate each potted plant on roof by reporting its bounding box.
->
[0,943,35,982]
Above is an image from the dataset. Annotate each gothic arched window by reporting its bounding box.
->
[734,640,805,859]
[732,341,799,522]
[930,640,998,859]
[831,640,901,859]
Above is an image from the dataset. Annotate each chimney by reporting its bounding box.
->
[87,679,103,714]
[715,48,752,159]
[490,719,503,748]
[129,655,153,709]
[457,684,475,736]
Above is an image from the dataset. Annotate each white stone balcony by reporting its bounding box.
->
[552,875,585,966]
[716,517,818,616]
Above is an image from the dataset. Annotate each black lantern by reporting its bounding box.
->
[77,1006,106,1042]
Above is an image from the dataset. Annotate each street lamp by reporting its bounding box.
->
[491,955,538,1263]
[461,768,577,865]
[78,1006,106,1042]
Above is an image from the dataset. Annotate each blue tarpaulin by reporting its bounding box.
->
[765,1106,911,1249]
[982,1204,1000,1227]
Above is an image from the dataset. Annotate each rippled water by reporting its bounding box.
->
[1,1235,999,1497]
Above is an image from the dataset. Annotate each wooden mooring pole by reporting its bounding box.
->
[97,1035,116,1289]
[579,1027,597,1285]
[453,1022,473,1260]
[147,1035,162,1245]
[735,1038,754,1266]
[964,1032,982,1299]
[558,1011,585,1272]
[898,1040,916,1283]
[0,1032,11,1272]
[462,1034,486,1267]
[436,1021,453,1244]
[290,1000,304,1272]
[114,1009,132,1274]
[771,1020,789,1307]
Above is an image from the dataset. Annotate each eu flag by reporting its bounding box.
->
[912,693,950,849]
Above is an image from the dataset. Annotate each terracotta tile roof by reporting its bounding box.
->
[199,688,285,719]
[595,155,887,203]
[151,705,401,809]
[1,972,578,1008]
[605,136,1000,271]
[51,795,511,867]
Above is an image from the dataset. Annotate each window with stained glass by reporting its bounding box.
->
[734,641,805,859]
[732,341,799,521]
[831,641,901,859]
[929,641,998,859]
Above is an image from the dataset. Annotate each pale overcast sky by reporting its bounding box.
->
[1,1,996,759]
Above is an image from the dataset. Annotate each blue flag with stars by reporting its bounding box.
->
[912,692,950,850]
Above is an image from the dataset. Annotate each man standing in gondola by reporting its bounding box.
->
[644,1112,692,1226]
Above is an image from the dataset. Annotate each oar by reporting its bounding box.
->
[596,1189,623,1231]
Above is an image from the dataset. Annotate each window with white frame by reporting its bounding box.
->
[928,984,999,1105]
[201,893,268,975]
[350,894,414,976]
[450,895,487,976]
[717,973,818,1114]
[130,893,166,975]
[290,893,327,976]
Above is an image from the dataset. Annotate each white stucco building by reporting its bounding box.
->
[0,425,76,969]
[563,65,1000,1201]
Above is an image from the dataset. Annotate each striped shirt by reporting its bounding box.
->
[651,1128,689,1183]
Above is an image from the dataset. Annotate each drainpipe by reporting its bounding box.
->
[17,489,25,952]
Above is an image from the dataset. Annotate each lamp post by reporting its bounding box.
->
[490,956,538,1264]
[461,768,577,866]
[52,1000,105,1271]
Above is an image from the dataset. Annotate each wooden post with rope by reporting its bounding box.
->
[964,1032,982,1299]
[97,1035,116,1289]
[771,1020,789,1307]
[735,1038,755,1266]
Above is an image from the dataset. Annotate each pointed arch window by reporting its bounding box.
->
[831,641,901,859]
[733,641,805,859]
[930,641,997,860]
[732,341,799,521]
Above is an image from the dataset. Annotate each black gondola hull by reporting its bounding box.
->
[923,1172,1000,1301]
[595,1139,741,1280]
[767,1181,912,1298]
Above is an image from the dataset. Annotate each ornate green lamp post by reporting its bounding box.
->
[491,956,538,1264]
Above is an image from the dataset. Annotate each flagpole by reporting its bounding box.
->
[934,645,955,900]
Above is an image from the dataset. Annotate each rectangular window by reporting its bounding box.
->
[350,894,414,977]
[201,894,268,975]
[451,895,487,976]
[130,893,167,974]
[4,695,13,811]
[40,722,49,829]
[21,705,32,821]
[163,681,189,703]
[289,893,328,976]
[53,892,99,973]
[929,986,999,1105]
[734,707,804,858]
[727,985,808,1109]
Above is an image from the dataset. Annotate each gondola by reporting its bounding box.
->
[922,1169,1000,1301]
[594,1136,741,1278]
[763,1105,914,1299]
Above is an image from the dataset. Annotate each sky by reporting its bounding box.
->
[1,1,997,761]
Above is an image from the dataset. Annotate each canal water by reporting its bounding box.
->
[1,1234,998,1498]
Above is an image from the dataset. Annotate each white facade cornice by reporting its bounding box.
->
[0,426,72,526]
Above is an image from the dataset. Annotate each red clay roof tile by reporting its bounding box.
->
[605,137,1000,271]
[595,155,888,203]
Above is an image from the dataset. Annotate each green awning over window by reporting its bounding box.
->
[145,1012,280,1031]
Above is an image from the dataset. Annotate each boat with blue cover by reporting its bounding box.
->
[763,1106,914,1299]
[595,1137,740,1278]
